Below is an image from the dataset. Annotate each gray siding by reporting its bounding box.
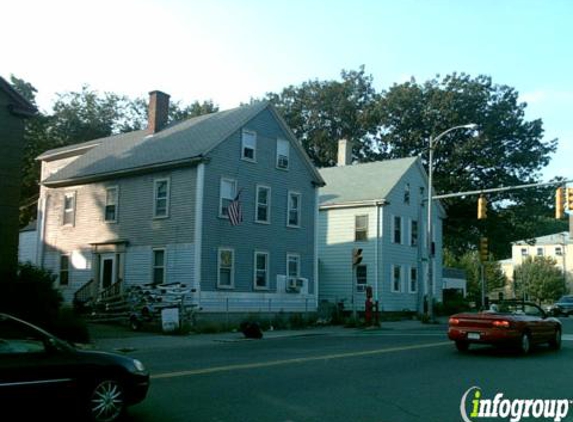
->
[200,108,318,300]
[18,230,38,265]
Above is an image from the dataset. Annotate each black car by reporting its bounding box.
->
[0,313,149,421]
[549,295,573,316]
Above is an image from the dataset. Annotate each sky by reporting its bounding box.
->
[2,0,572,181]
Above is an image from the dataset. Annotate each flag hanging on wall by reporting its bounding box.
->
[228,189,243,226]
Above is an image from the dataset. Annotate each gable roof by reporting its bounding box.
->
[513,231,572,246]
[318,157,420,206]
[0,76,37,117]
[40,101,324,187]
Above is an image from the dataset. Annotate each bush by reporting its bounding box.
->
[49,307,90,344]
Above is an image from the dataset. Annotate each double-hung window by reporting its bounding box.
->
[220,178,237,218]
[392,265,402,293]
[287,254,301,283]
[287,191,301,227]
[409,267,418,293]
[63,192,76,226]
[410,220,418,246]
[355,215,368,241]
[59,254,70,286]
[152,248,166,285]
[393,216,402,244]
[254,251,269,289]
[154,179,170,218]
[276,138,289,169]
[105,186,119,222]
[218,248,234,288]
[356,265,367,286]
[241,130,257,162]
[255,185,271,223]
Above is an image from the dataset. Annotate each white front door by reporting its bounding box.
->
[99,254,116,290]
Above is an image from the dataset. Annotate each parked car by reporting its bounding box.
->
[0,313,149,421]
[448,301,561,354]
[548,295,573,317]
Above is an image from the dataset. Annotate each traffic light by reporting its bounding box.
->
[477,195,487,220]
[567,188,573,211]
[479,237,488,262]
[352,248,363,267]
[556,187,565,219]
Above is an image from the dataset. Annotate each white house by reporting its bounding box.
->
[317,141,446,314]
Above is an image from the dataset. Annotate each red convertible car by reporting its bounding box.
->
[448,301,562,354]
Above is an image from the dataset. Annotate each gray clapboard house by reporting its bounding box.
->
[318,142,445,313]
[35,92,325,316]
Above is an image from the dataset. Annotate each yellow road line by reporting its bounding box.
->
[151,341,450,380]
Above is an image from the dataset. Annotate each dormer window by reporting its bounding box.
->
[277,138,289,170]
[241,130,257,162]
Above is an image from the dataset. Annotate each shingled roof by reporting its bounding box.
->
[40,101,324,187]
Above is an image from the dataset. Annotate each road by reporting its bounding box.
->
[104,319,573,422]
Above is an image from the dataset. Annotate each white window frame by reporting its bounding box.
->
[153,178,170,219]
[152,248,166,285]
[253,250,270,290]
[287,191,301,228]
[287,253,301,283]
[63,191,76,226]
[410,220,418,247]
[356,264,367,285]
[521,248,529,257]
[104,186,119,223]
[556,247,563,256]
[59,254,70,286]
[391,265,402,293]
[409,266,418,294]
[217,247,235,289]
[276,138,290,170]
[392,216,402,244]
[404,183,410,204]
[241,129,257,162]
[219,177,237,218]
[255,184,271,224]
[536,247,544,256]
[355,215,368,242]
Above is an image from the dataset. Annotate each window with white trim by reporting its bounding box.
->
[105,186,119,222]
[254,251,269,289]
[219,178,237,218]
[556,247,563,256]
[404,183,410,204]
[287,191,301,227]
[276,138,289,169]
[218,248,234,288]
[287,254,300,282]
[391,265,402,293]
[355,215,368,241]
[409,267,418,293]
[241,130,257,161]
[255,185,271,223]
[152,248,166,285]
[153,179,170,218]
[393,216,402,244]
[63,192,76,226]
[521,248,529,257]
[536,247,544,256]
[410,220,418,247]
[59,254,70,286]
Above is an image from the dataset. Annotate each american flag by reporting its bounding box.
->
[228,190,243,226]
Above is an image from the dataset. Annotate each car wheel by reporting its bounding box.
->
[88,379,126,422]
[455,341,469,352]
[519,332,532,355]
[549,328,562,350]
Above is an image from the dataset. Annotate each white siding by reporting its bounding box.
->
[18,230,38,264]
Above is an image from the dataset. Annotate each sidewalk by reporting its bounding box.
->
[88,317,448,352]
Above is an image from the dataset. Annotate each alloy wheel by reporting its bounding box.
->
[90,379,125,422]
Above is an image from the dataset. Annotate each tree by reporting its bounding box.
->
[514,256,567,304]
[444,249,506,305]
[266,66,380,167]
[375,73,558,258]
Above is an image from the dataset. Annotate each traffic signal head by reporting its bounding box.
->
[477,195,487,220]
[556,187,565,219]
[479,237,488,262]
[352,248,363,267]
[567,187,573,211]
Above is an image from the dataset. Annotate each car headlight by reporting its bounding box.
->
[132,359,146,373]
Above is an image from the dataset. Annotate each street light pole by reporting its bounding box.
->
[426,124,477,321]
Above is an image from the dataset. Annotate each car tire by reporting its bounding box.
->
[549,328,562,350]
[88,378,126,422]
[519,332,532,355]
[455,341,469,352]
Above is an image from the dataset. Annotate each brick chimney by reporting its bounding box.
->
[148,90,170,134]
[337,139,353,166]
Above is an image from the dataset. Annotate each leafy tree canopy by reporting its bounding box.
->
[513,256,567,304]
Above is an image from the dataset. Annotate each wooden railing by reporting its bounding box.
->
[73,278,99,307]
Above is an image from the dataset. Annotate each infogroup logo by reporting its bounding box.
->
[460,386,571,422]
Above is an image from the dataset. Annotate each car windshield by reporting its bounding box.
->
[494,303,543,317]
